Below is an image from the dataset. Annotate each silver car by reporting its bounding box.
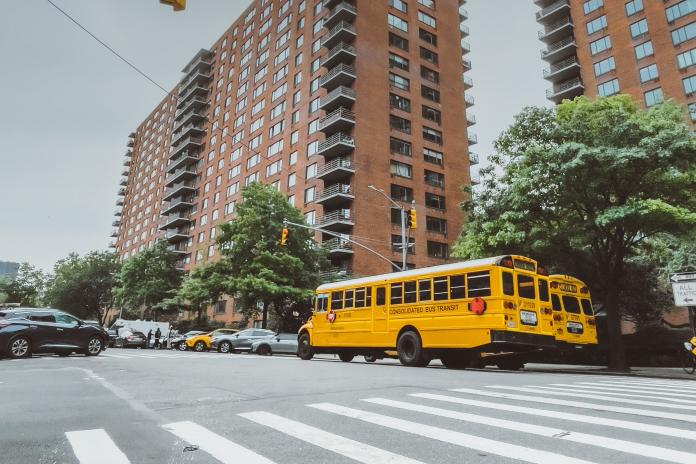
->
[211,328,275,353]
[250,333,298,355]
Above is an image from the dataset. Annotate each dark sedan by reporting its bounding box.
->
[0,308,108,358]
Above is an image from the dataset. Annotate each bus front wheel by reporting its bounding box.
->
[397,331,429,367]
[297,333,314,360]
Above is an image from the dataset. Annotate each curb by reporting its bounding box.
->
[521,366,695,381]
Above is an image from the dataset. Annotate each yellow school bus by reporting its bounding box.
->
[297,255,557,369]
[549,275,598,346]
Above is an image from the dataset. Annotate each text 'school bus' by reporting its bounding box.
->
[548,275,598,346]
[296,255,557,369]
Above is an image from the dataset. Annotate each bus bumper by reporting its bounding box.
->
[489,330,557,350]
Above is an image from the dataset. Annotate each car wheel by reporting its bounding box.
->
[218,341,232,353]
[193,341,206,352]
[178,342,188,351]
[9,336,31,359]
[297,333,314,360]
[115,339,124,348]
[257,345,271,356]
[397,331,429,367]
[338,352,354,363]
[84,336,103,356]
[364,355,378,363]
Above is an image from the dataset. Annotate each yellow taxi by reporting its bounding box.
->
[185,328,238,352]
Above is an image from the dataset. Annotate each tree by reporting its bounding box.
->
[172,262,228,323]
[454,96,696,371]
[114,240,182,320]
[0,263,48,306]
[215,183,328,330]
[44,251,121,324]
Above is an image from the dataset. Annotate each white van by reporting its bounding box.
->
[109,319,171,347]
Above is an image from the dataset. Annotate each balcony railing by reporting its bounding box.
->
[322,21,356,49]
[546,77,583,101]
[320,85,356,111]
[174,98,207,120]
[468,133,478,145]
[466,113,477,125]
[319,209,353,227]
[322,238,353,253]
[167,154,199,173]
[319,63,356,89]
[538,17,573,41]
[462,59,472,70]
[536,0,570,22]
[322,42,356,68]
[464,93,475,107]
[325,2,357,28]
[317,132,355,157]
[319,107,356,132]
[165,167,197,186]
[468,152,479,165]
[317,158,354,179]
[160,212,192,230]
[463,75,473,89]
[470,171,481,185]
[316,183,353,203]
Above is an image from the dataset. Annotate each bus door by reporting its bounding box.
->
[372,286,388,333]
[561,294,585,341]
[537,277,554,337]
[516,272,540,333]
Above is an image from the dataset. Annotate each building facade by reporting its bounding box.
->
[536,0,696,121]
[112,0,475,321]
[0,261,20,281]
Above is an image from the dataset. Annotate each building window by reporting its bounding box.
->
[688,103,696,121]
[420,46,438,64]
[390,161,413,179]
[421,85,440,102]
[673,22,696,45]
[593,56,615,77]
[644,88,663,107]
[389,52,410,71]
[418,0,435,9]
[389,32,409,51]
[425,192,445,210]
[306,163,317,178]
[304,187,316,204]
[390,115,412,134]
[586,15,607,35]
[427,241,448,259]
[683,74,696,94]
[421,66,439,84]
[422,106,441,124]
[419,28,437,46]
[639,63,659,83]
[390,93,411,112]
[583,0,603,15]
[597,78,620,96]
[214,300,227,315]
[667,1,696,23]
[423,148,443,165]
[630,19,648,38]
[424,170,444,188]
[390,137,412,156]
[391,184,413,202]
[590,36,611,56]
[625,0,643,17]
[388,13,409,32]
[417,11,436,28]
[678,47,696,69]
[389,0,408,13]
[634,41,654,60]
[392,235,416,254]
[422,127,442,144]
[389,72,410,91]
[426,216,447,235]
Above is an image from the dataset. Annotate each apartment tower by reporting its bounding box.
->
[536,0,696,121]
[112,0,475,291]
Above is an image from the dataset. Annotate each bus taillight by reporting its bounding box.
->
[469,297,486,315]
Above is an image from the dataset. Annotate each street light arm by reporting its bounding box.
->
[368,185,403,210]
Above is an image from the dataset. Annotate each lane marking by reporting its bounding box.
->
[66,429,130,464]
[101,354,132,359]
[594,381,696,394]
[163,421,276,464]
[239,411,427,464]
[613,379,696,387]
[550,383,696,403]
[309,403,598,464]
[365,398,696,464]
[411,392,696,441]
[599,380,696,392]
[489,385,696,411]
[451,387,696,423]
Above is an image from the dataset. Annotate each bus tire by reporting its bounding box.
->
[297,333,314,360]
[440,354,469,370]
[496,359,524,371]
[364,355,378,363]
[338,352,354,362]
[397,331,428,367]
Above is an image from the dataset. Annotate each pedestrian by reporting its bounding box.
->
[155,327,161,349]
[147,329,153,349]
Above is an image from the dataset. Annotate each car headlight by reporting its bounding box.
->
[685,342,694,351]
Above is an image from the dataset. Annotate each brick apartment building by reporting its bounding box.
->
[536,0,696,121]
[110,0,475,324]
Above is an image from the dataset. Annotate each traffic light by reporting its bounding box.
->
[408,208,417,229]
[280,227,289,246]
[160,0,186,11]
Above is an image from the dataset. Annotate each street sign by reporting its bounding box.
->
[670,272,696,307]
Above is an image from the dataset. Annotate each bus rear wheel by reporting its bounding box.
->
[397,331,428,367]
[297,333,314,360]
[440,354,470,370]
[496,358,525,371]
[338,352,354,362]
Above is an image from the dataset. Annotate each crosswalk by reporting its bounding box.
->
[63,376,696,464]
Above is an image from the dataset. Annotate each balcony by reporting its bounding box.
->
[462,59,472,71]
[459,8,469,20]
[543,55,580,83]
[317,158,354,182]
[177,85,209,106]
[173,109,206,131]
[320,85,356,112]
[319,107,355,133]
[468,151,479,165]
[320,267,353,281]
[167,154,199,173]
[114,209,122,217]
[470,171,481,185]
[122,159,131,167]
[322,21,356,49]
[538,17,573,43]
[323,238,353,255]
[125,150,132,157]
[320,63,356,90]
[179,69,211,94]
[112,219,121,227]
[546,77,584,103]
[116,198,124,206]
[464,93,475,107]
[127,139,134,148]
[167,244,189,256]
[541,36,577,63]
[159,212,192,230]
[324,2,357,29]
[468,133,478,145]
[460,24,470,37]
[463,75,473,90]
[161,198,195,215]
[316,183,354,207]
[317,132,355,158]
[319,209,354,231]
[108,242,116,249]
[182,49,213,75]
[119,177,128,186]
[170,136,203,159]
[165,167,197,187]
[163,182,197,201]
[322,42,356,69]
[175,97,207,120]
[117,187,126,196]
[121,167,129,177]
[110,229,118,238]
[536,0,570,24]
[461,40,471,55]
[165,229,190,243]
[171,123,205,146]
[466,112,476,126]
[128,132,136,138]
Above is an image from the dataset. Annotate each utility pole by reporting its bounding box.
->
[368,185,415,271]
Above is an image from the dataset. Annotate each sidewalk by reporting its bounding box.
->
[524,363,696,380]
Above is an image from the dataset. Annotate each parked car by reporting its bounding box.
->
[0,308,108,359]
[211,329,275,353]
[114,330,147,349]
[185,328,238,352]
[170,330,205,351]
[250,333,298,355]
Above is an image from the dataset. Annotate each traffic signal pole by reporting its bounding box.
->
[400,208,408,273]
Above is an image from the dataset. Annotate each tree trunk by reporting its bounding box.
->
[262,302,268,329]
[605,287,629,371]
[196,306,203,323]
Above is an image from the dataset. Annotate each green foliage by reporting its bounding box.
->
[114,240,182,320]
[0,263,48,307]
[215,183,328,330]
[171,261,228,323]
[44,251,121,324]
[455,96,696,370]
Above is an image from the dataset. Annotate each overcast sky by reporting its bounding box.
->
[0,0,548,272]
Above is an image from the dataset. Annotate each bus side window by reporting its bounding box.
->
[344,289,354,309]
[538,278,550,302]
[390,283,403,305]
[331,291,343,310]
[551,294,562,312]
[517,274,536,300]
[375,287,384,306]
[450,275,465,299]
[404,281,417,303]
[418,279,432,302]
[355,288,365,308]
[316,294,329,312]
[502,271,514,296]
[433,277,448,301]
[580,299,594,316]
[467,271,491,298]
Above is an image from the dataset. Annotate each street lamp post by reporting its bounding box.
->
[368,185,408,271]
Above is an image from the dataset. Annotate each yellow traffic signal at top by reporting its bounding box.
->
[160,0,186,11]
[408,208,417,229]
[280,227,289,246]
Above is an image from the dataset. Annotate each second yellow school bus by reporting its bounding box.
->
[549,275,598,346]
[297,255,557,369]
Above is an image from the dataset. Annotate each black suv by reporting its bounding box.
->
[0,308,108,358]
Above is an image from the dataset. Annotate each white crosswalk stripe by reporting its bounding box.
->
[569,382,696,400]
[547,383,696,403]
[239,411,428,464]
[612,379,696,387]
[309,402,599,464]
[66,429,131,464]
[598,380,696,393]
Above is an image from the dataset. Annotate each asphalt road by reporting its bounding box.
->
[1,349,696,464]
